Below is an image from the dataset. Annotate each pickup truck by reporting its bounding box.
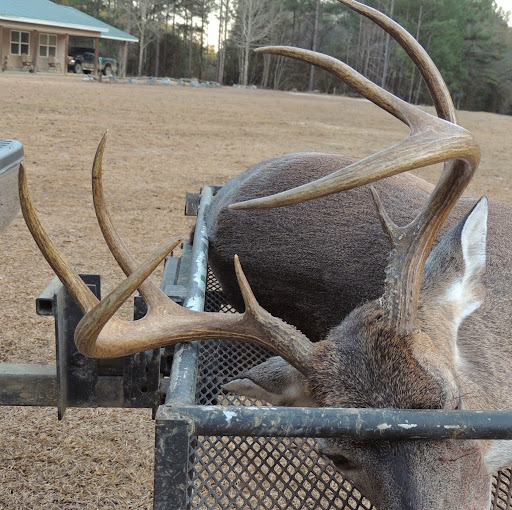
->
[67,47,117,75]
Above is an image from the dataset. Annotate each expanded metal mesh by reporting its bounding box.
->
[493,469,512,509]
[185,267,511,510]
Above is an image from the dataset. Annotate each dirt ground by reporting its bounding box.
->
[0,71,511,509]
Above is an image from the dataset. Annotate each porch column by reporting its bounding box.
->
[122,41,128,78]
[94,37,99,75]
[0,26,3,68]
[32,29,38,71]
[64,34,69,74]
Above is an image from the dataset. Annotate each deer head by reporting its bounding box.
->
[224,196,489,508]
[19,0,491,508]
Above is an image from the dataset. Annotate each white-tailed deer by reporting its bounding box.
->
[18,0,511,508]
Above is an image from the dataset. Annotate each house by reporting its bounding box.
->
[0,0,138,75]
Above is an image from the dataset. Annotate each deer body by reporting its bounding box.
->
[207,152,446,342]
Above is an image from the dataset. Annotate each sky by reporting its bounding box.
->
[495,0,512,25]
[496,0,512,12]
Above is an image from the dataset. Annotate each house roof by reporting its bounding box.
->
[0,0,138,42]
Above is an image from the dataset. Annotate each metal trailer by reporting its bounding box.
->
[1,139,512,509]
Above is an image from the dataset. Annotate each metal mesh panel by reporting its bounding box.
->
[493,469,512,509]
[187,268,374,509]
[186,267,511,510]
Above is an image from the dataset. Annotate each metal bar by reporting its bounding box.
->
[183,185,213,312]
[154,419,192,510]
[0,364,127,408]
[153,187,215,510]
[160,256,187,303]
[158,405,512,441]
[0,363,57,406]
[95,376,124,407]
[164,343,198,407]
[36,275,62,316]
[165,186,214,408]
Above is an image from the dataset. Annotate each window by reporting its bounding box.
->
[10,31,30,55]
[39,34,57,58]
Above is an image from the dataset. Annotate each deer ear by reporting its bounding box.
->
[420,197,488,334]
[222,356,316,407]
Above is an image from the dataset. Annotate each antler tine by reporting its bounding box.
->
[20,161,180,322]
[19,163,98,312]
[20,148,314,373]
[75,250,315,371]
[92,132,171,308]
[337,0,456,123]
[74,234,186,358]
[89,135,313,362]
[229,0,460,212]
[228,1,481,334]
[229,47,476,212]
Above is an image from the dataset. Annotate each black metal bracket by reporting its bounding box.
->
[184,186,221,217]
[54,273,103,418]
[184,192,200,216]
[37,274,158,418]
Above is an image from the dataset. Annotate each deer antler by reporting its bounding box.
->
[19,160,314,372]
[229,0,480,334]
[20,0,480,370]
[92,132,172,309]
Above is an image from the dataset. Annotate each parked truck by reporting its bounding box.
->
[67,47,117,76]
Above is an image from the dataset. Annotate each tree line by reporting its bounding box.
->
[54,0,512,114]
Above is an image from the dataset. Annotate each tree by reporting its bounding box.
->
[133,0,163,77]
[53,0,104,18]
[308,0,320,90]
[60,0,512,112]
[216,0,233,84]
[231,0,284,86]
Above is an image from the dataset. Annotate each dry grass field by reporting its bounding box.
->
[0,71,511,509]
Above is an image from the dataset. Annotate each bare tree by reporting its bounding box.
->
[216,0,232,84]
[407,2,423,102]
[273,53,288,90]
[308,0,321,91]
[116,0,163,77]
[380,0,394,89]
[154,9,162,76]
[232,0,284,86]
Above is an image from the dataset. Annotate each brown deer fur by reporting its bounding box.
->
[212,154,511,509]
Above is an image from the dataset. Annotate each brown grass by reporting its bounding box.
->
[1,72,511,509]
